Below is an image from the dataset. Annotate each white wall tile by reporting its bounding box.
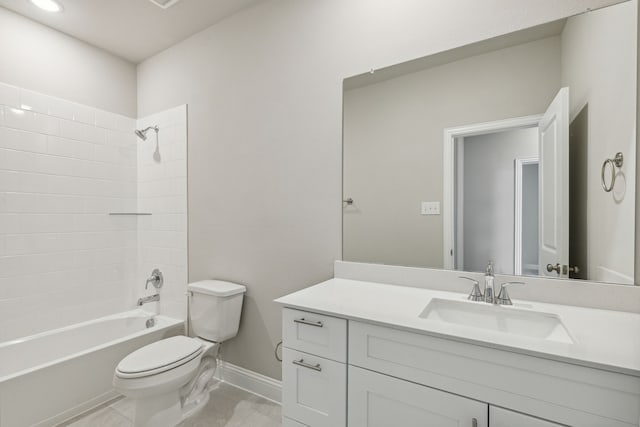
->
[0,82,20,108]
[0,127,48,153]
[0,214,21,233]
[96,109,135,132]
[1,86,187,341]
[19,89,52,115]
[0,82,139,341]
[3,106,59,135]
[19,214,76,233]
[137,105,188,321]
[72,104,95,125]
[60,119,91,141]
[47,96,76,121]
[47,136,95,160]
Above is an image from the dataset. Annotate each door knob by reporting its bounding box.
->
[546,263,561,274]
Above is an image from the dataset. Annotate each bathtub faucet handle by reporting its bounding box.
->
[145,268,164,290]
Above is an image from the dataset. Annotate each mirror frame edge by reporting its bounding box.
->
[635,0,640,286]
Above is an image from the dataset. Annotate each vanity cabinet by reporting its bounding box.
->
[349,365,488,427]
[281,308,640,427]
[281,309,347,427]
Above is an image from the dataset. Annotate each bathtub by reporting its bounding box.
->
[0,309,184,427]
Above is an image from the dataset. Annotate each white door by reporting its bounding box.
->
[538,87,569,277]
[348,365,488,427]
[490,407,563,427]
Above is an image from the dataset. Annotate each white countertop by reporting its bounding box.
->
[275,278,640,376]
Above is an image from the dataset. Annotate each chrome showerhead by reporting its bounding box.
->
[135,129,147,140]
[135,125,159,141]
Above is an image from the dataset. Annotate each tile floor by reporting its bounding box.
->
[59,381,282,427]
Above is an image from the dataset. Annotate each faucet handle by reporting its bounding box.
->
[460,276,483,302]
[495,281,525,305]
[145,268,164,290]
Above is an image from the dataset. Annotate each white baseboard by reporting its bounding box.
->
[39,390,120,427]
[214,360,282,404]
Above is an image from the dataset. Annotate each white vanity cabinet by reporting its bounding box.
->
[348,366,562,427]
[281,306,640,427]
[281,308,347,427]
[349,365,488,427]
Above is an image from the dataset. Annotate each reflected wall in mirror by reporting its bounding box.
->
[342,0,637,285]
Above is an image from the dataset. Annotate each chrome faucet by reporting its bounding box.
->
[460,276,483,301]
[495,282,525,305]
[483,261,495,304]
[137,294,160,306]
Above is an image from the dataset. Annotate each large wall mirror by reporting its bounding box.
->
[342,0,637,285]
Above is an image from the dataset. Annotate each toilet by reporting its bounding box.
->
[113,280,246,427]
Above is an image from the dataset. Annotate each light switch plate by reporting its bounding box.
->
[421,201,440,215]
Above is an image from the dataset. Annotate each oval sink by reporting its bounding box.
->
[419,298,574,344]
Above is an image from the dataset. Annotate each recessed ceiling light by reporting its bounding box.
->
[148,0,182,9]
[29,0,63,13]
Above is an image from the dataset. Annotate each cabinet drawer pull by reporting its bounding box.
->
[294,318,324,328]
[472,418,477,427]
[293,358,322,372]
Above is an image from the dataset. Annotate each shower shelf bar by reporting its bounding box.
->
[108,213,152,216]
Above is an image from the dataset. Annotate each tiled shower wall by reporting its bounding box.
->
[0,82,187,341]
[136,106,188,321]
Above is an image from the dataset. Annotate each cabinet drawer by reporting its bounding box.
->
[490,407,562,427]
[349,365,488,427]
[282,348,346,427]
[349,321,640,427]
[283,308,347,362]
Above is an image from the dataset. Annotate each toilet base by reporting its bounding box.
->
[127,354,218,426]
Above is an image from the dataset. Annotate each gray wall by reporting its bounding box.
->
[136,0,627,380]
[463,128,539,275]
[343,37,560,268]
[0,7,136,116]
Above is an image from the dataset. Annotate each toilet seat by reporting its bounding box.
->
[116,336,203,379]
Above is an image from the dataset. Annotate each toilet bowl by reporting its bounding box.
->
[113,280,246,427]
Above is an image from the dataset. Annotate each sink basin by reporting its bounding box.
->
[419,298,574,344]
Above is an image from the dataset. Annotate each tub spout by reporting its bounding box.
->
[137,294,160,306]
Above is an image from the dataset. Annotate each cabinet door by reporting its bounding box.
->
[490,407,563,427]
[349,365,488,427]
[282,348,346,427]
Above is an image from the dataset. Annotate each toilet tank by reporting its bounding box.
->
[188,280,246,342]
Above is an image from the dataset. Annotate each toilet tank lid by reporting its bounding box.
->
[188,280,246,297]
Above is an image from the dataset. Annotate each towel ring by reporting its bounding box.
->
[601,152,623,192]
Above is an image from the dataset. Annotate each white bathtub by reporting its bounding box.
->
[0,309,184,427]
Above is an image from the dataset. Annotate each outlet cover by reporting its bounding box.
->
[421,201,440,215]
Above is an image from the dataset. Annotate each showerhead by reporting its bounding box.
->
[135,129,147,140]
[135,125,159,141]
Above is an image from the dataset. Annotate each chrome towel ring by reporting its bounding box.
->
[601,152,623,192]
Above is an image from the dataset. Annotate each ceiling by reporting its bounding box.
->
[344,19,567,91]
[0,0,265,63]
